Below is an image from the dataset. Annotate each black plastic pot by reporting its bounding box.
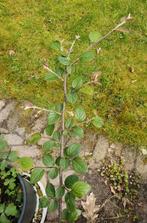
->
[17,175,37,223]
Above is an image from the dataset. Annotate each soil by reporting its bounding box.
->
[77,170,147,223]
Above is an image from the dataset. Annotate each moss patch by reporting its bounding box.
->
[0,0,147,146]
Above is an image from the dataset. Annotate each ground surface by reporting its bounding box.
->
[0,0,147,146]
[0,99,147,222]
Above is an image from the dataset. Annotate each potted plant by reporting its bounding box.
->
[0,14,131,223]
[0,136,47,223]
[25,14,132,223]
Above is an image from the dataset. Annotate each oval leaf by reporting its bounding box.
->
[72,157,87,174]
[42,154,54,167]
[48,199,58,212]
[18,157,33,170]
[58,56,70,66]
[39,196,49,208]
[43,140,57,152]
[72,181,91,198]
[64,175,79,189]
[75,107,86,122]
[71,126,84,138]
[27,133,41,144]
[48,167,59,179]
[56,157,69,170]
[56,186,65,199]
[46,183,55,198]
[64,143,81,158]
[89,31,102,43]
[92,116,104,128]
[80,51,95,62]
[50,40,61,51]
[72,77,83,89]
[31,168,44,184]
[48,112,60,125]
[67,92,78,104]
[45,125,54,135]
[0,137,8,150]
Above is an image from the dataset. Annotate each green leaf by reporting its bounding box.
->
[0,204,5,214]
[80,51,95,62]
[56,157,69,170]
[48,167,59,179]
[75,107,86,121]
[92,116,104,128]
[46,183,55,198]
[67,92,78,104]
[18,157,33,170]
[0,137,8,150]
[72,157,88,174]
[39,196,49,208]
[80,85,94,96]
[64,143,81,158]
[5,203,17,217]
[72,181,91,198]
[71,126,84,138]
[0,214,10,223]
[8,151,18,162]
[65,118,74,129]
[48,199,58,212]
[42,154,54,167]
[64,175,79,189]
[62,208,81,223]
[56,186,65,199]
[65,192,76,210]
[30,168,44,184]
[27,133,41,144]
[89,31,102,42]
[43,140,57,152]
[50,40,61,51]
[48,112,60,125]
[52,131,61,141]
[45,125,54,136]
[58,56,70,66]
[44,71,59,81]
[72,77,83,89]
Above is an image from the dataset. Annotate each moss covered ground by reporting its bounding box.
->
[0,0,147,146]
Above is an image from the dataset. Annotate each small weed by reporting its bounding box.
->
[99,159,140,202]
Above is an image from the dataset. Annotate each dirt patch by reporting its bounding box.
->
[77,170,147,223]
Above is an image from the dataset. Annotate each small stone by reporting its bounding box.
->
[93,135,109,162]
[136,155,147,180]
[12,145,40,158]
[0,128,9,134]
[122,146,137,171]
[32,114,47,132]
[15,127,26,138]
[0,100,5,110]
[3,134,23,145]
[7,113,19,131]
[139,146,147,155]
[0,101,16,124]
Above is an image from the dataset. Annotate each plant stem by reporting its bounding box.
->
[71,14,132,66]
[58,73,67,223]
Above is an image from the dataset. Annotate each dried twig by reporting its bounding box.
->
[71,14,132,66]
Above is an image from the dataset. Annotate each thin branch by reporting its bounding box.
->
[24,105,61,115]
[71,14,132,66]
[43,64,64,81]
[58,73,67,223]
[67,35,80,58]
[98,215,126,222]
[98,195,117,212]
[30,166,55,171]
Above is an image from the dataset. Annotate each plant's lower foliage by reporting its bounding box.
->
[0,165,23,223]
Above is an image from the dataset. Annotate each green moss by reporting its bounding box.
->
[0,0,147,146]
